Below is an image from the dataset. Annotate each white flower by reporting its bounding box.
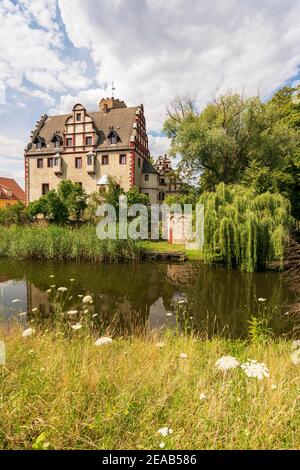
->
[199,393,206,401]
[159,442,166,449]
[49,275,55,278]
[156,342,165,348]
[291,340,300,350]
[11,299,20,303]
[71,323,82,331]
[95,337,113,346]
[179,352,188,359]
[257,298,267,302]
[178,299,186,304]
[57,287,68,292]
[78,295,83,298]
[46,289,52,293]
[19,312,27,317]
[67,310,78,316]
[166,312,173,316]
[215,355,240,371]
[157,427,173,437]
[82,295,93,304]
[240,360,270,379]
[271,384,277,390]
[32,308,38,312]
[70,278,75,282]
[50,285,56,288]
[22,328,36,338]
[92,313,98,318]
[291,349,300,365]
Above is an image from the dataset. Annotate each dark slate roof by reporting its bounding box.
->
[142,159,158,174]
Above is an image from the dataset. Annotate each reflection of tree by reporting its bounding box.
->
[0,259,296,338]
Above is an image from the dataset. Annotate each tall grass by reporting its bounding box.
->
[0,225,144,262]
[0,324,299,450]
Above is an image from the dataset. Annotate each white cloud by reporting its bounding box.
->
[148,134,169,158]
[58,0,300,130]
[50,87,107,115]
[0,0,90,101]
[0,134,25,187]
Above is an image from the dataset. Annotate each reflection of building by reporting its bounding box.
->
[0,177,25,208]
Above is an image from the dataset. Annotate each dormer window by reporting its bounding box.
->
[51,133,63,149]
[34,136,45,149]
[107,129,119,145]
[76,113,82,122]
[36,141,42,149]
[54,139,60,149]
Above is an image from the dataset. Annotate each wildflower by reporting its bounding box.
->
[291,349,300,365]
[70,279,75,282]
[68,296,73,300]
[199,393,206,401]
[166,312,173,316]
[159,442,166,449]
[84,309,90,314]
[83,295,93,304]
[92,313,98,318]
[49,275,55,278]
[22,328,36,338]
[57,287,68,292]
[67,310,78,316]
[95,337,113,346]
[50,285,56,288]
[11,299,20,303]
[271,384,277,390]
[215,355,240,371]
[71,323,82,331]
[240,360,270,379]
[178,299,186,304]
[46,289,52,293]
[179,352,188,359]
[19,312,27,317]
[291,340,300,350]
[78,294,83,298]
[157,427,173,437]
[257,298,267,302]
[32,308,38,312]
[156,342,165,348]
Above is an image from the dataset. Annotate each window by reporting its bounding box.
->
[42,183,49,195]
[36,141,43,149]
[144,174,149,181]
[54,139,60,148]
[75,157,82,169]
[86,136,92,146]
[138,158,141,168]
[119,154,126,165]
[54,157,59,166]
[102,155,109,165]
[76,113,81,122]
[48,158,53,168]
[87,155,93,166]
[66,137,73,147]
[160,178,165,184]
[110,135,117,144]
[37,159,43,169]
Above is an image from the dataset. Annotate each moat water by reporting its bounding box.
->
[0,259,298,338]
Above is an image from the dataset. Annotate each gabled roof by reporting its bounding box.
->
[142,159,158,174]
[26,106,139,153]
[0,177,25,202]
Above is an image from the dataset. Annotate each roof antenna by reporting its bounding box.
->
[112,81,116,99]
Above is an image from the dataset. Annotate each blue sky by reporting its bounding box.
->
[0,0,300,187]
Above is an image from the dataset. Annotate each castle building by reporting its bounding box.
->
[24,97,181,205]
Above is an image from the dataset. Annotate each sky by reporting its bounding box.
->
[0,0,300,188]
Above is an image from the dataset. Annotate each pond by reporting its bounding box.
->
[0,259,298,338]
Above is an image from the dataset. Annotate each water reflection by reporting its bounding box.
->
[0,259,297,338]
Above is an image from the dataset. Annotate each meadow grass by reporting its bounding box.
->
[0,225,144,262]
[0,324,299,450]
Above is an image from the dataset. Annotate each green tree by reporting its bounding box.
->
[57,180,87,220]
[164,93,299,189]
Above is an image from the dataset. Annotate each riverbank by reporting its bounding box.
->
[0,325,299,450]
[0,225,201,262]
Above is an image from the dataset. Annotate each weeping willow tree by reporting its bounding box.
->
[199,183,293,272]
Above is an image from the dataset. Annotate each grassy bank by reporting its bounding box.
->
[0,225,144,262]
[0,325,299,450]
